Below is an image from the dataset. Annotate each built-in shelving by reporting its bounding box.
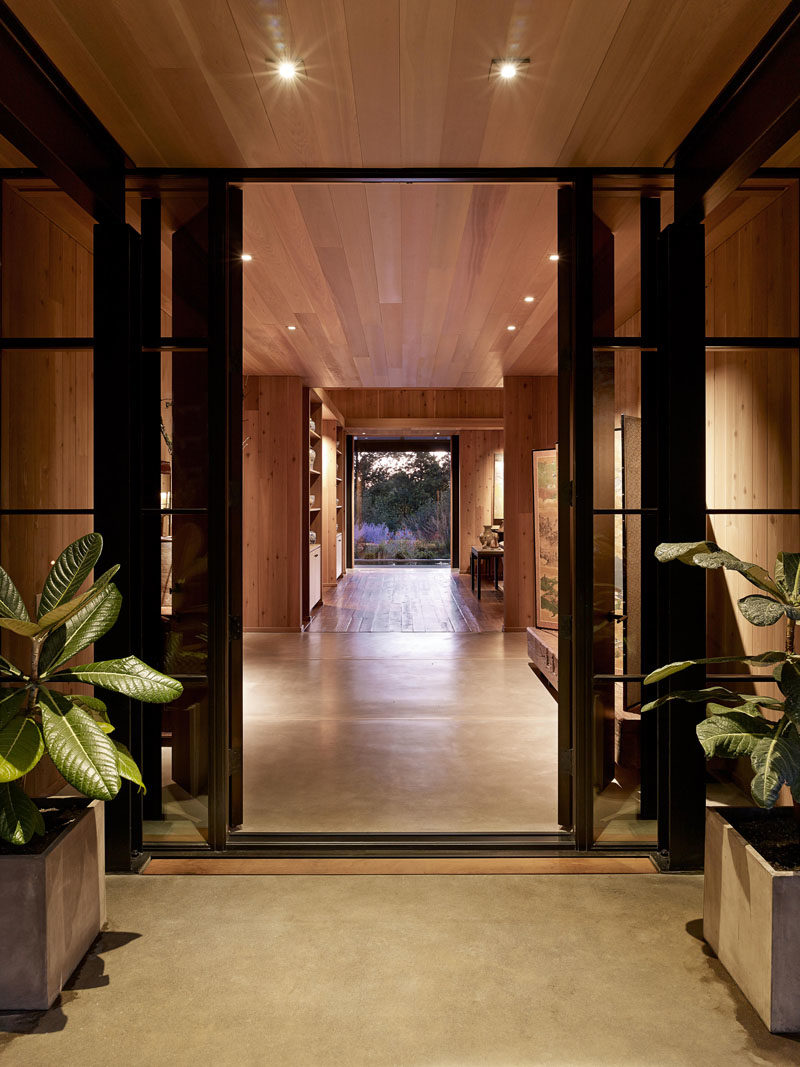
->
[306,391,324,619]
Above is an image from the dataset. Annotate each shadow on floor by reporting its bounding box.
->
[685,917,800,1058]
[0,930,141,1040]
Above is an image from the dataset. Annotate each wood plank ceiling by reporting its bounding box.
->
[7,0,789,168]
[5,0,793,385]
[244,182,557,385]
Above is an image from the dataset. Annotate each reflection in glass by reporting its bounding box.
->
[593,680,657,845]
[143,680,209,846]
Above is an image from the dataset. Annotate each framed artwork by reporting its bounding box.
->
[532,448,558,630]
[492,451,504,523]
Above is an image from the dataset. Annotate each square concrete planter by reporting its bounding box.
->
[0,799,106,1010]
[704,807,800,1033]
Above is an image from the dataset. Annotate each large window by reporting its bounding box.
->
[354,443,451,564]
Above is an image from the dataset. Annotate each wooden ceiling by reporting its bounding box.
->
[7,0,790,169]
[243,181,557,385]
[6,1,794,386]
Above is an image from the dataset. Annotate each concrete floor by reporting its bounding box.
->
[2,873,799,1066]
[242,631,559,833]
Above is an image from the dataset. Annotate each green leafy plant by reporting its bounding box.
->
[643,542,800,808]
[0,533,183,845]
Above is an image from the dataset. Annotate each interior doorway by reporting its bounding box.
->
[236,179,563,837]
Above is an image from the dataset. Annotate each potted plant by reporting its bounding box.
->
[643,541,800,1033]
[0,533,182,1010]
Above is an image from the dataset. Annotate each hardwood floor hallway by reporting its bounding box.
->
[307,564,503,633]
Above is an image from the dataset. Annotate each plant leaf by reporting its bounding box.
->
[691,550,784,598]
[706,700,766,719]
[696,711,774,760]
[36,565,119,634]
[643,652,787,685]
[775,552,800,603]
[113,740,145,793]
[0,715,43,782]
[52,656,183,703]
[0,565,30,622]
[654,541,720,565]
[751,730,800,808]
[641,686,765,713]
[775,660,800,728]
[64,693,107,714]
[0,653,23,680]
[737,595,786,627]
[0,617,42,637]
[38,533,102,620]
[0,687,28,730]
[39,689,120,801]
[67,695,113,733]
[39,584,122,674]
[0,782,44,845]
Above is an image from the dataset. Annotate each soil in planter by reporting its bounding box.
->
[0,802,87,856]
[728,808,800,872]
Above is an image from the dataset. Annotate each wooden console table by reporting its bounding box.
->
[470,546,503,599]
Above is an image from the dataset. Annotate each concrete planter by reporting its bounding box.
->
[704,807,800,1033]
[0,799,106,1010]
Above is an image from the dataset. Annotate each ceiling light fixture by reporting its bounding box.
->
[287,325,297,330]
[549,253,559,262]
[278,59,299,80]
[490,57,530,81]
[524,295,534,303]
[507,325,516,331]
[241,253,252,262]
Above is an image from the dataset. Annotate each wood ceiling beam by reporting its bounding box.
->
[0,1,128,223]
[672,0,800,221]
[346,417,503,434]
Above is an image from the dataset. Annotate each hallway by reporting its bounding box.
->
[241,631,558,834]
[305,564,503,633]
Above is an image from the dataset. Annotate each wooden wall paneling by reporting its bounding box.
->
[327,387,504,422]
[458,429,504,572]
[502,376,558,631]
[242,376,305,630]
[0,183,94,795]
[704,184,800,700]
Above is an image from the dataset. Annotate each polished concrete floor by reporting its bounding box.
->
[241,631,559,833]
[3,873,799,1066]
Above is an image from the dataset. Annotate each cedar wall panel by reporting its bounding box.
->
[0,185,94,641]
[503,376,558,631]
[0,184,94,795]
[459,429,504,573]
[242,376,304,630]
[704,185,800,690]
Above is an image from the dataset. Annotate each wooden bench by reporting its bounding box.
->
[527,627,558,692]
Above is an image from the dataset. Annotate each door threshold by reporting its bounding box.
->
[141,856,657,875]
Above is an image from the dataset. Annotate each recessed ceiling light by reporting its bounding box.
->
[287,325,297,330]
[507,325,516,331]
[524,295,534,303]
[549,253,559,262]
[490,57,530,81]
[278,59,299,80]
[241,253,252,262]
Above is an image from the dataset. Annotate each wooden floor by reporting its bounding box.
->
[306,565,503,632]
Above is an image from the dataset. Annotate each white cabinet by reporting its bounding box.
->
[336,533,343,578]
[309,544,322,614]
